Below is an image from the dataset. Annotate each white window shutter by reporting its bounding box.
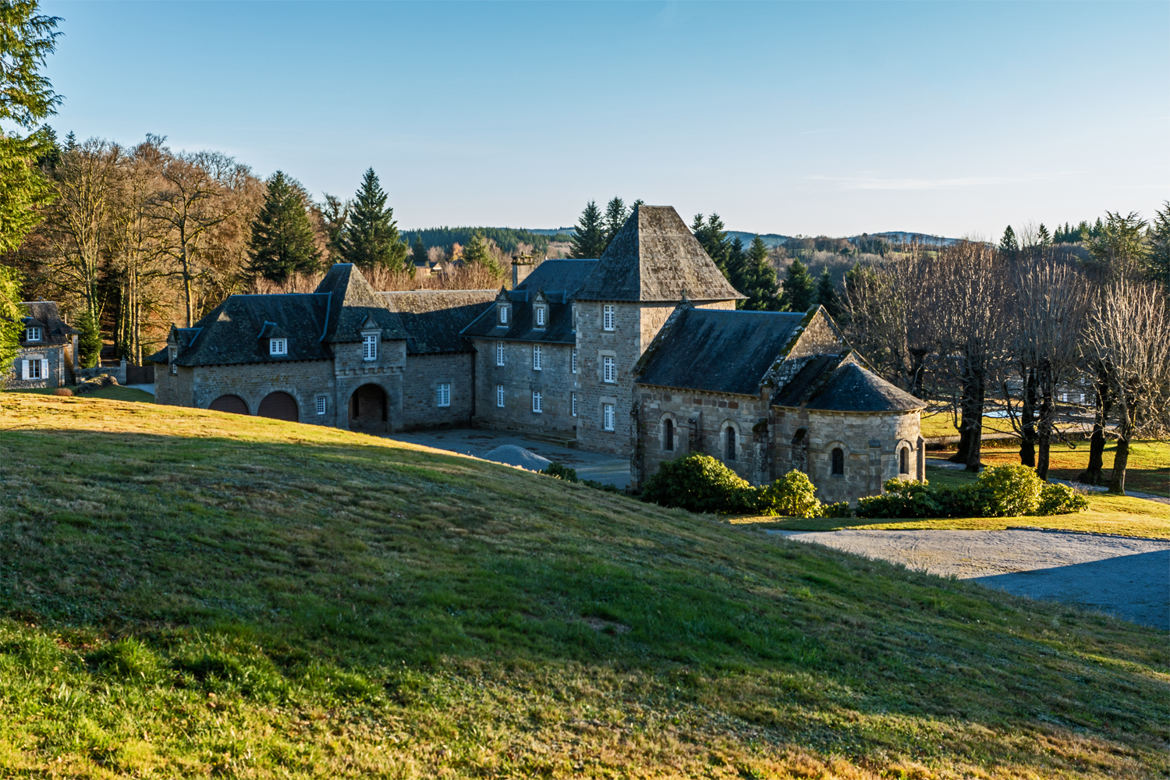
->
[21,359,28,380]
[41,359,49,380]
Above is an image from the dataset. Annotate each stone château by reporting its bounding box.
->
[153,205,925,503]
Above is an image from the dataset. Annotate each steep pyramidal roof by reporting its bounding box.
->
[576,205,744,302]
[314,263,407,342]
[798,360,926,413]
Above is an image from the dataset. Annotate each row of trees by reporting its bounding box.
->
[846,207,1170,492]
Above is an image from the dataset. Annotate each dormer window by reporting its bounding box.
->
[499,303,510,326]
[269,338,287,356]
[534,304,547,328]
[25,326,42,342]
[169,346,178,375]
[362,333,378,361]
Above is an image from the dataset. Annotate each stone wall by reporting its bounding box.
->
[6,346,68,389]
[187,360,337,425]
[633,384,770,487]
[402,353,474,430]
[332,339,407,432]
[774,408,923,504]
[471,339,578,436]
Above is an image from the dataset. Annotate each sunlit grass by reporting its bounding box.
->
[0,393,1167,778]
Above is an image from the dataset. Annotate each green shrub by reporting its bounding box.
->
[757,470,822,518]
[77,311,102,369]
[976,464,1044,517]
[542,462,578,482]
[1037,482,1089,515]
[821,501,852,518]
[856,479,940,519]
[641,454,756,514]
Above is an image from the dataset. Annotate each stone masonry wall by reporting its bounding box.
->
[187,361,336,425]
[472,339,577,437]
[402,353,475,430]
[6,346,67,389]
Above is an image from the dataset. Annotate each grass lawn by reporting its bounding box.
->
[920,410,1016,439]
[1,394,1168,778]
[7,384,155,403]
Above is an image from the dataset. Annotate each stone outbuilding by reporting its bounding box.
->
[6,301,78,389]
[631,302,925,504]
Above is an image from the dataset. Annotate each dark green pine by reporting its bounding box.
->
[341,168,409,271]
[247,170,321,285]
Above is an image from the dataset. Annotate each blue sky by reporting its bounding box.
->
[42,0,1169,237]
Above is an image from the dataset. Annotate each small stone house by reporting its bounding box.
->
[631,302,926,504]
[7,301,78,389]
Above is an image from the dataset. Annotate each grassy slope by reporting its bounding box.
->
[14,385,155,403]
[1,394,1168,778]
[757,466,1170,539]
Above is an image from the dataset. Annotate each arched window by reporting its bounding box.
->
[831,447,845,476]
[725,426,737,461]
[663,418,674,451]
[899,446,910,475]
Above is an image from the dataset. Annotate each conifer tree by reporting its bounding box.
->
[463,230,502,277]
[603,196,628,248]
[321,194,348,262]
[0,266,24,386]
[1146,201,1170,289]
[780,258,815,312]
[999,225,1019,257]
[410,234,428,269]
[77,310,101,368]
[1037,223,1051,247]
[246,171,321,285]
[815,268,842,319]
[340,168,408,271]
[740,235,781,311]
[692,213,730,273]
[570,200,607,258]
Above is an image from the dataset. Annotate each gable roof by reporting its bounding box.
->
[461,259,597,344]
[314,263,408,342]
[18,301,77,346]
[636,307,807,395]
[576,205,744,303]
[380,289,496,354]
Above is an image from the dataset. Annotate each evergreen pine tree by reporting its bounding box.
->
[692,213,730,273]
[463,231,503,278]
[780,258,816,312]
[246,171,321,285]
[741,235,781,311]
[603,196,628,249]
[77,310,101,369]
[410,234,428,269]
[0,266,24,386]
[724,237,747,300]
[570,200,607,258]
[1146,201,1170,289]
[999,225,1019,257]
[321,194,348,262]
[1037,223,1051,246]
[340,168,408,271]
[815,269,842,319]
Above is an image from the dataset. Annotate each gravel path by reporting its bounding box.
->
[772,529,1170,631]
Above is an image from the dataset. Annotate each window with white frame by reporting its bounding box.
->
[496,384,505,408]
[498,303,510,325]
[169,346,177,375]
[532,391,542,413]
[25,326,41,342]
[602,304,615,331]
[362,333,378,361]
[532,344,542,371]
[602,402,615,431]
[436,383,451,407]
[571,392,577,417]
[495,341,505,366]
[269,337,287,356]
[535,305,547,328]
[24,358,43,380]
[571,349,578,374]
[602,355,616,383]
[315,395,327,415]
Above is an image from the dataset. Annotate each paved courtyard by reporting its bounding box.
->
[387,427,631,489]
[772,528,1170,631]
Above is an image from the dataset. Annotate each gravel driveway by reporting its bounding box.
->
[772,529,1170,631]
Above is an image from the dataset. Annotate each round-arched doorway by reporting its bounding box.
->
[257,391,298,421]
[208,394,249,415]
[349,384,388,433]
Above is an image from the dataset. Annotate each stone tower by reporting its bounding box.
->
[573,205,743,454]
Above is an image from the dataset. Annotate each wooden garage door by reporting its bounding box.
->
[208,394,249,415]
[257,391,298,421]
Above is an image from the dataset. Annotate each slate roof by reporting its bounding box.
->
[797,360,926,412]
[315,263,409,342]
[576,205,744,302]
[157,293,333,367]
[380,290,495,354]
[637,308,807,396]
[19,301,77,347]
[462,259,597,345]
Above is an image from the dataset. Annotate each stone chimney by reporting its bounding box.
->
[511,254,535,289]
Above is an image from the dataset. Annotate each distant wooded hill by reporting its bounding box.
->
[402,227,554,255]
